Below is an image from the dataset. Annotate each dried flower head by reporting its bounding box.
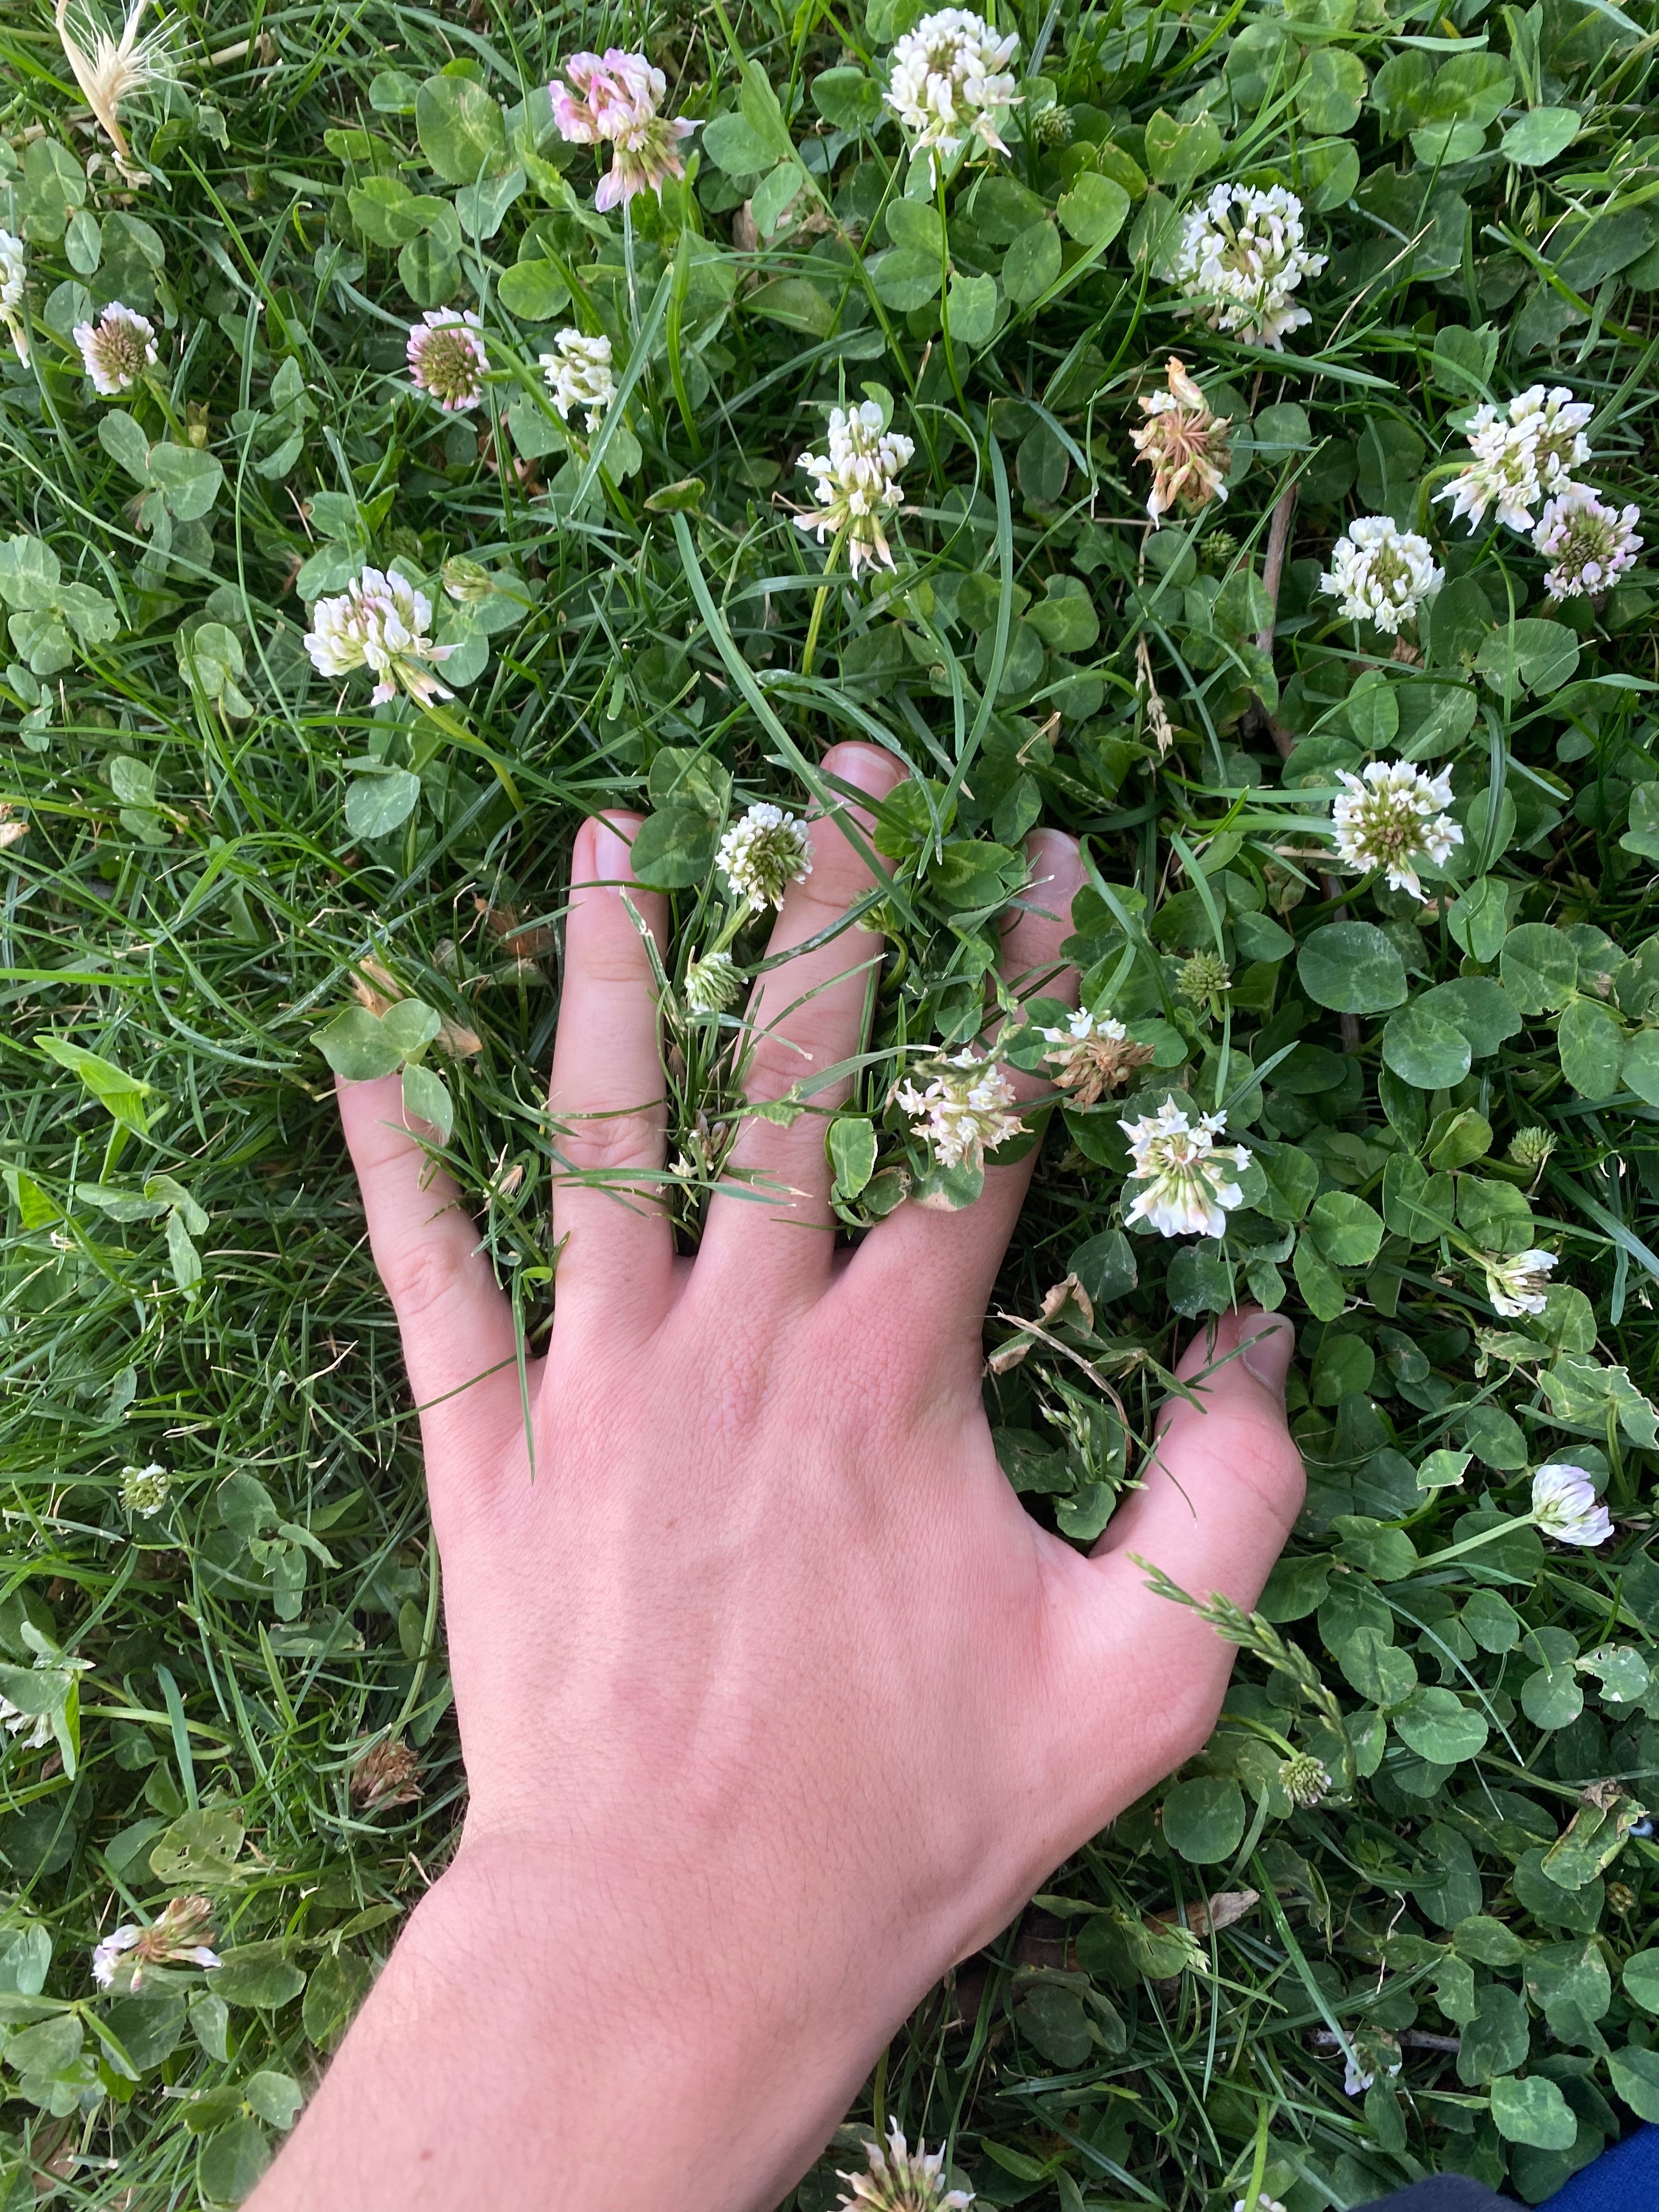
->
[1509,1125,1556,1174]
[1175,949,1232,1015]
[796,402,915,577]
[121,1461,169,1515]
[1119,1097,1250,1240]
[1128,356,1232,527]
[0,802,27,853]
[1437,385,1595,533]
[1482,1246,1557,1319]
[1279,1752,1331,1809]
[1531,1463,1613,1547]
[0,230,26,363]
[896,1049,1026,1173]
[836,2121,974,2210]
[1607,1881,1638,1916]
[1534,482,1643,601]
[1039,1006,1154,1107]
[1318,516,1443,635]
[350,1739,422,1810]
[716,803,813,911]
[885,9,1019,178]
[684,949,741,1015]
[406,309,486,412]
[54,0,175,179]
[550,48,697,211]
[540,329,617,433]
[1330,759,1462,900]
[93,1894,219,1991]
[72,300,157,396]
[1173,183,1325,350]
[304,567,455,708]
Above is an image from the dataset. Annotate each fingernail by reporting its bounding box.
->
[592,815,636,887]
[1239,1310,1294,1400]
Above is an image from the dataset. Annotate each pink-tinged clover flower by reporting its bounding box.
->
[1531,1464,1613,1547]
[1534,482,1643,601]
[1119,1096,1250,1239]
[406,309,487,411]
[895,1049,1025,1176]
[72,299,156,394]
[550,49,698,212]
[304,567,455,707]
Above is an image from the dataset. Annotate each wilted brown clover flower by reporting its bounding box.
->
[351,1739,422,1811]
[1038,1007,1154,1108]
[1128,356,1232,527]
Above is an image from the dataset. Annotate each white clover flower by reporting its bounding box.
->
[72,299,156,394]
[550,48,698,211]
[836,2121,974,2210]
[896,1049,1026,1174]
[121,1460,170,1515]
[795,402,915,578]
[405,309,486,411]
[1534,482,1643,600]
[0,229,26,362]
[1318,515,1443,635]
[1531,1463,1613,1547]
[1118,1096,1249,1239]
[92,1895,219,1991]
[540,329,616,432]
[92,1924,140,1988]
[1129,355,1232,525]
[1234,2199,1286,2212]
[885,8,1019,178]
[716,803,813,910]
[1437,384,1595,533]
[684,949,741,1014]
[304,567,455,708]
[1279,1752,1331,1809]
[1172,183,1326,351]
[1330,758,1462,900]
[1038,1006,1153,1107]
[1482,1248,1557,1319]
[0,1696,51,1752]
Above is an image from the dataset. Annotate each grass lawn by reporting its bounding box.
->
[2,0,1659,2203]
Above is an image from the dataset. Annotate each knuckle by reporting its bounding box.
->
[552,1100,665,1180]
[380,1232,473,1333]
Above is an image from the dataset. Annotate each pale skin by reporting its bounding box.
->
[252,742,1305,2212]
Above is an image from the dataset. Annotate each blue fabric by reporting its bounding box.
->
[1539,2126,1659,2212]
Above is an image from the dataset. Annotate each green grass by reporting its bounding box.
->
[3,0,1659,2203]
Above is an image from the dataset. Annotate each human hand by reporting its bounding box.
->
[255,743,1304,2212]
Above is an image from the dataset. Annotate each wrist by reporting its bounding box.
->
[255,1831,897,2212]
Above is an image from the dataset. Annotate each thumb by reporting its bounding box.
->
[1040,1310,1307,1833]
[1093,1306,1305,1609]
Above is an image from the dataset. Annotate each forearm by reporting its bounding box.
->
[252,1838,887,2212]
